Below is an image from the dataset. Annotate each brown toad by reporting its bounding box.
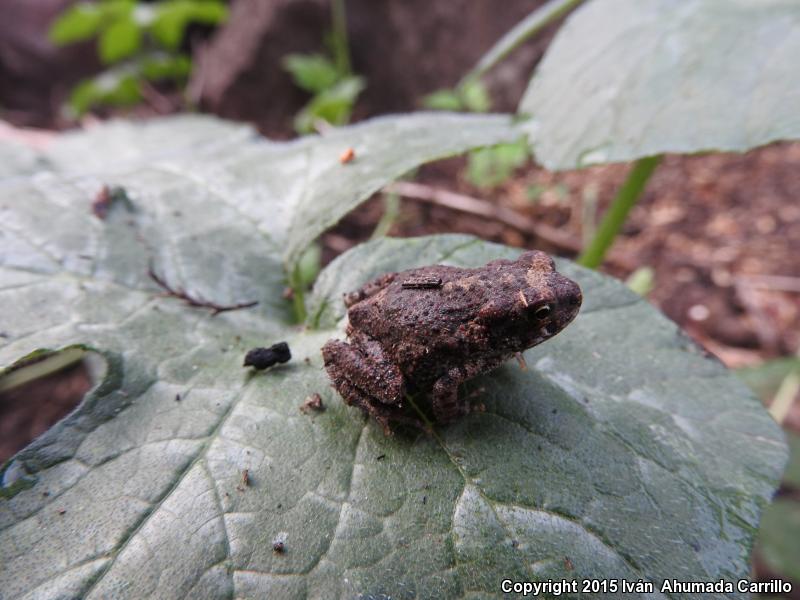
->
[321,250,582,431]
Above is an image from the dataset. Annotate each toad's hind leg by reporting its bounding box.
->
[322,337,425,433]
[326,370,427,434]
[322,335,404,404]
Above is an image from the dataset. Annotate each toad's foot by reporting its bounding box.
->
[331,375,430,435]
[322,338,428,433]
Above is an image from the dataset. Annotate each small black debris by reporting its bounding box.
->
[272,540,285,554]
[244,342,291,370]
[376,454,386,461]
[175,393,181,402]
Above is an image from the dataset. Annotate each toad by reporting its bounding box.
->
[321,250,582,430]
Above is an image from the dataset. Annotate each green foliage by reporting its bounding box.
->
[424,80,528,188]
[150,0,229,49]
[292,76,366,134]
[49,0,228,115]
[288,242,323,321]
[737,357,800,405]
[49,3,106,44]
[99,17,142,63]
[466,138,529,188]
[421,89,462,111]
[69,71,142,114]
[577,155,662,269]
[282,0,364,134]
[0,116,789,597]
[422,79,490,114]
[625,266,655,297]
[283,54,341,94]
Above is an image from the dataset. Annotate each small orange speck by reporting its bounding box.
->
[339,148,355,164]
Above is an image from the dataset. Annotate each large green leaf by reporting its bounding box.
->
[29,114,521,270]
[519,0,800,169]
[0,117,788,598]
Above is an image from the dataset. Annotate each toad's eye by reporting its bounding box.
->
[534,304,552,320]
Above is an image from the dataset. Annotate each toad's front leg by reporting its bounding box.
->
[431,367,468,424]
[431,357,506,424]
[322,335,425,433]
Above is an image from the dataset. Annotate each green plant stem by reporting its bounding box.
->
[289,269,307,323]
[370,192,401,239]
[460,0,586,85]
[578,155,662,269]
[770,370,800,425]
[330,0,351,75]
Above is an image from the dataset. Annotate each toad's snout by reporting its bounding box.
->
[554,275,582,326]
[565,278,582,308]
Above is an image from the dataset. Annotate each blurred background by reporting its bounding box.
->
[1,0,798,593]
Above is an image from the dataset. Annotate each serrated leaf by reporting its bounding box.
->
[99,17,142,64]
[0,117,787,598]
[519,0,800,170]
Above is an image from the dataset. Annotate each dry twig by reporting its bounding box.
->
[383,181,641,269]
[385,181,583,252]
[148,263,258,315]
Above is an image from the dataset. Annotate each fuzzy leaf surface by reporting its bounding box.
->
[0,118,788,599]
[520,0,800,169]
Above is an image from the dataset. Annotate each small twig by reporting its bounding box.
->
[148,263,258,315]
[139,80,175,115]
[186,33,206,108]
[385,181,591,255]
